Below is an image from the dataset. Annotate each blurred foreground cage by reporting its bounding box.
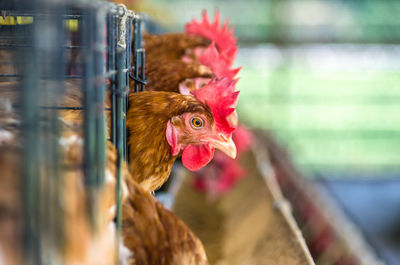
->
[0,0,145,264]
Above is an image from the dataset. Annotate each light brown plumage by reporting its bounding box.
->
[0,143,23,265]
[122,176,209,265]
[143,59,212,93]
[0,131,117,265]
[137,32,213,93]
[0,82,115,264]
[143,32,210,61]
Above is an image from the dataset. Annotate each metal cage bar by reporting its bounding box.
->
[110,7,147,260]
[21,10,41,265]
[1,2,145,264]
[114,3,133,250]
[129,14,147,92]
[108,11,118,146]
[19,2,68,264]
[80,5,108,233]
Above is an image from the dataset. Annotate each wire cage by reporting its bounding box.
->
[0,0,145,264]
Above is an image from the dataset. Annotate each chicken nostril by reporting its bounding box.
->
[219,134,229,142]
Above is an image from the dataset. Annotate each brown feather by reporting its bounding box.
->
[138,32,213,93]
[0,143,23,265]
[141,59,212,93]
[143,32,210,61]
[122,176,209,265]
[0,82,115,264]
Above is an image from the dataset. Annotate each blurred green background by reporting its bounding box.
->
[144,0,400,176]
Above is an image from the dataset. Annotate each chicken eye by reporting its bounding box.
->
[190,117,203,129]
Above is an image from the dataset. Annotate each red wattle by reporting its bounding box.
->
[182,144,215,171]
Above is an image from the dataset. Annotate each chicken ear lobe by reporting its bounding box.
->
[179,82,192,95]
[166,120,181,156]
[182,144,214,171]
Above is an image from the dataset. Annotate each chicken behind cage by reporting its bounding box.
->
[0,84,117,264]
[0,132,117,264]
[126,78,238,192]
[0,77,214,264]
[61,131,211,265]
[121,176,209,265]
[138,11,240,94]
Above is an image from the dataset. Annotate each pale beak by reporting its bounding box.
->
[201,134,237,159]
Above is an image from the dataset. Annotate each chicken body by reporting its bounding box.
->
[122,176,209,265]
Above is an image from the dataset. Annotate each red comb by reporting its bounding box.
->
[185,10,238,66]
[191,78,239,135]
[199,42,241,80]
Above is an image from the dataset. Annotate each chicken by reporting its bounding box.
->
[141,11,240,94]
[59,118,210,265]
[139,11,241,141]
[0,76,237,196]
[0,80,117,265]
[130,14,242,192]
[126,77,238,192]
[0,132,117,265]
[0,77,238,194]
[143,11,237,66]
